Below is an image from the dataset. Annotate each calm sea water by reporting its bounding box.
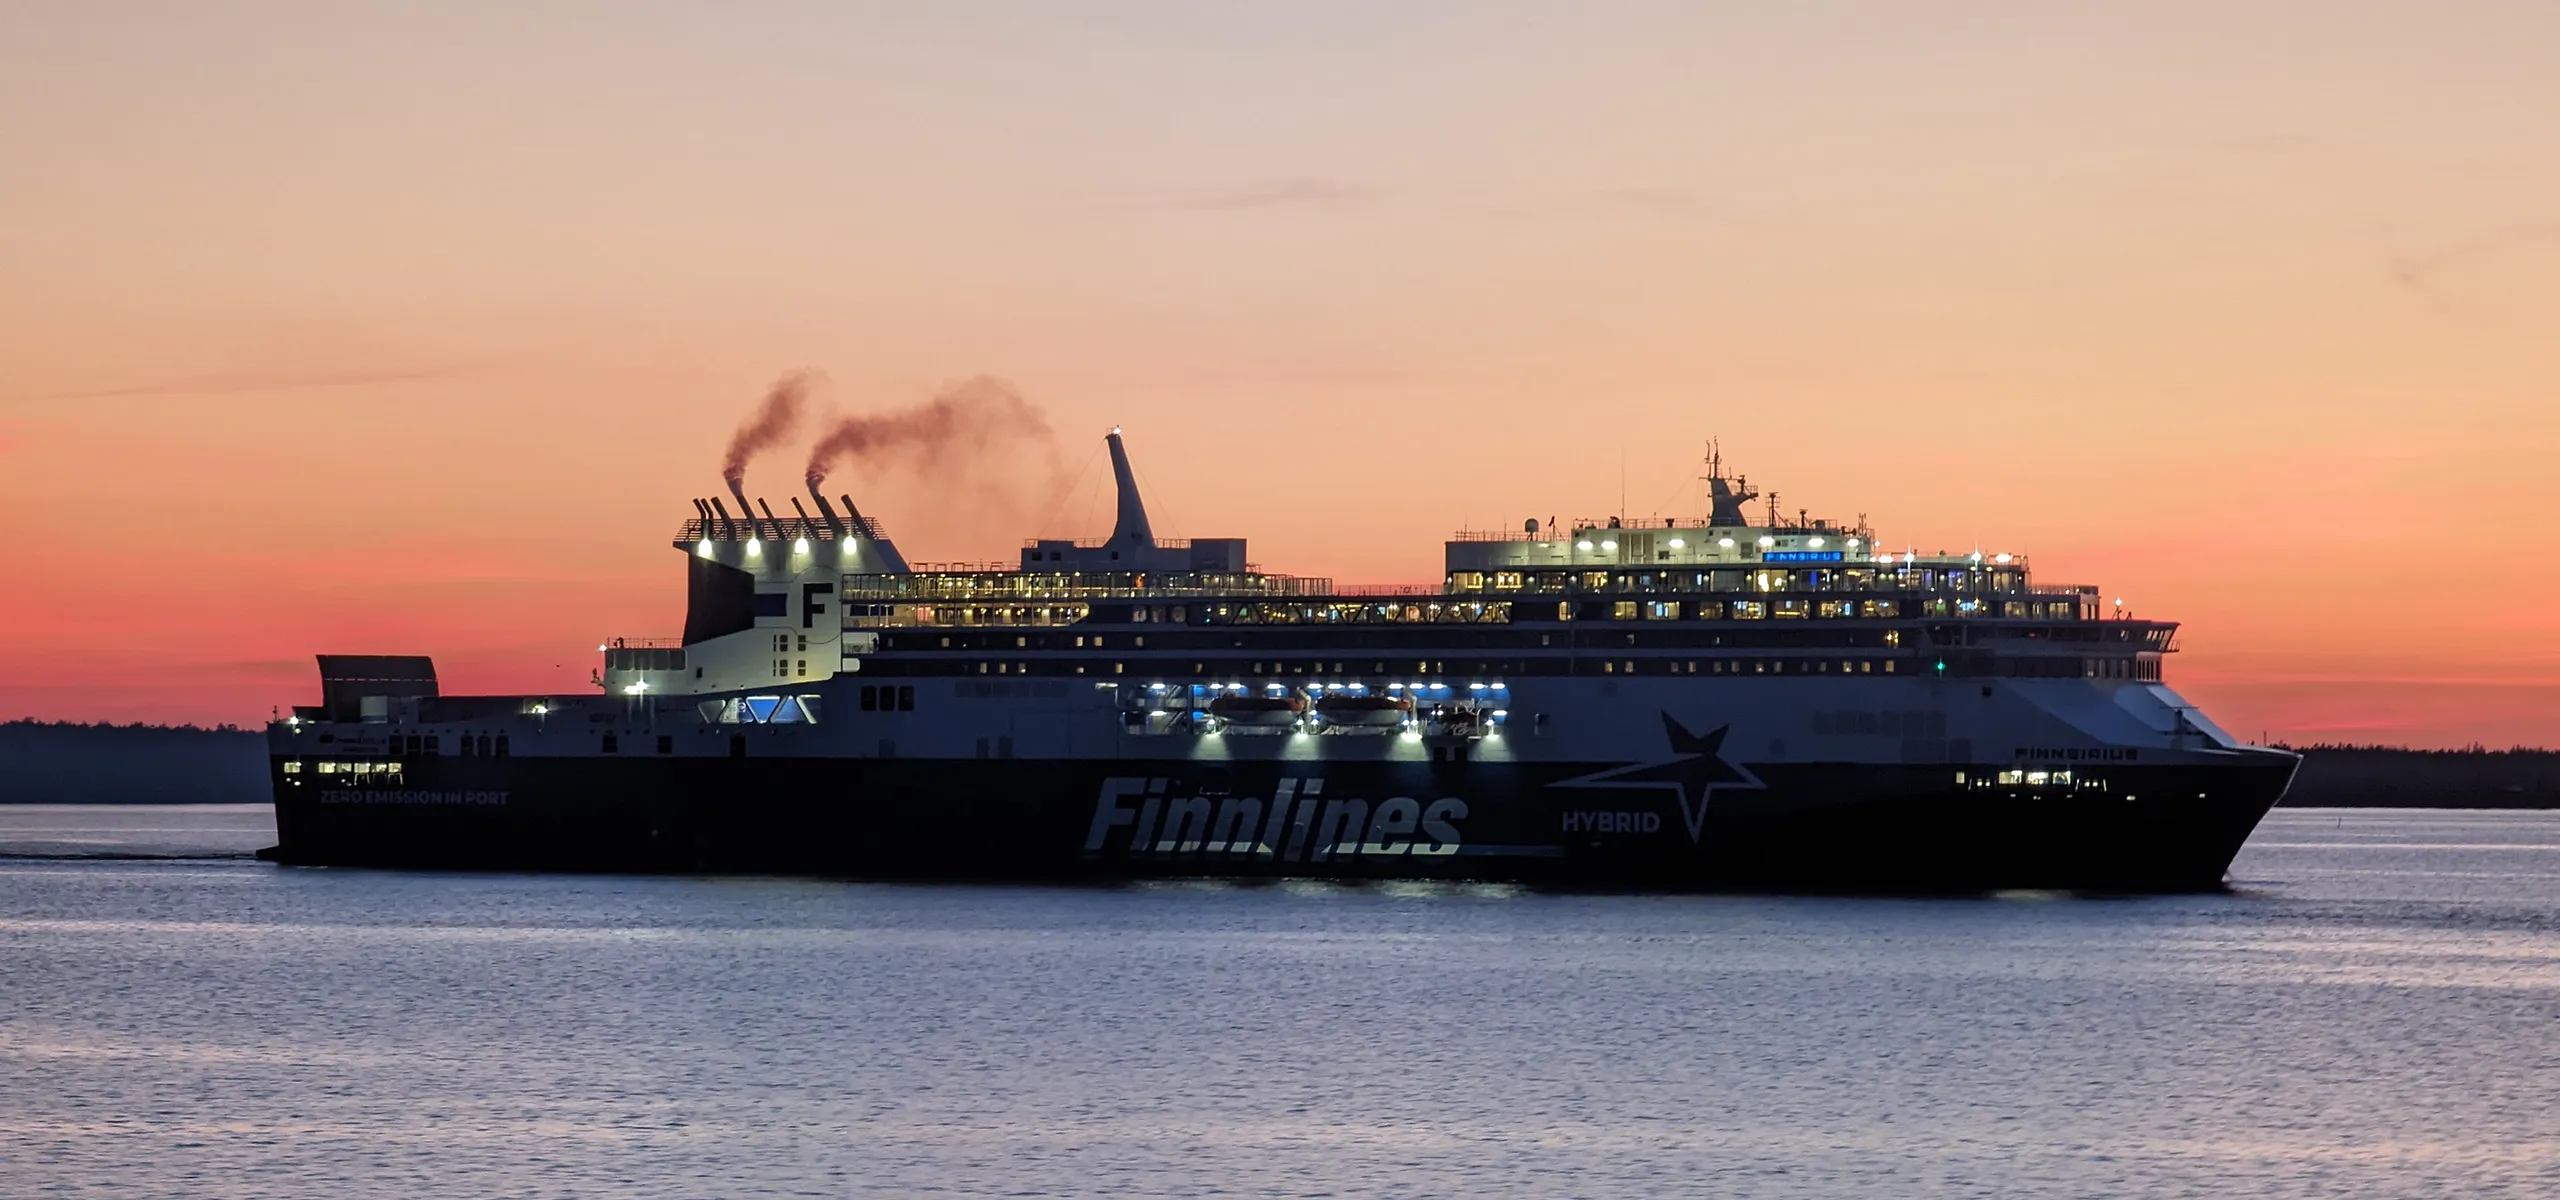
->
[1,806,2554,1198]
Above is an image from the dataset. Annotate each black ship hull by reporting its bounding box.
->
[265,753,2297,893]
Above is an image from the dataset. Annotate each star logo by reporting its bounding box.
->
[1547,713,1765,842]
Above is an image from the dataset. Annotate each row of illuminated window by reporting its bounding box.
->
[1448,567,2036,595]
[1957,769,2108,789]
[1196,601,1512,626]
[1596,659,1903,675]
[283,760,404,775]
[848,652,2168,684]
[1570,598,2075,621]
[856,604,1094,628]
[843,571,1319,601]
[862,593,2089,635]
[874,657,1915,678]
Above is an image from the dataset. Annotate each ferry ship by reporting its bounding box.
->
[265,431,2296,890]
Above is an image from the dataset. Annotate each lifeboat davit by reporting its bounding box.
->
[1314,693,1413,727]
[1207,694,1306,727]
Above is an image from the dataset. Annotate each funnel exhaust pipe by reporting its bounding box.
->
[807,485,847,538]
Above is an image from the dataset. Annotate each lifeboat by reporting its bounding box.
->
[1207,694,1306,727]
[1314,693,1413,727]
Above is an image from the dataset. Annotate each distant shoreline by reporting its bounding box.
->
[3,720,2554,808]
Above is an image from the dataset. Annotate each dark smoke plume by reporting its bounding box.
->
[720,371,818,512]
[803,375,1051,491]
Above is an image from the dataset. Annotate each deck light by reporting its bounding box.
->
[747,538,763,557]
[1809,537,1825,548]
[794,537,811,555]
[1668,538,1685,549]
[1576,540,1594,551]
[1600,539,1617,551]
[696,539,714,557]
[1757,536,1776,548]
[1994,552,2013,564]
[1719,537,1736,549]
[1847,538,1862,548]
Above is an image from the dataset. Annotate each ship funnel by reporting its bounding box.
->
[807,484,846,537]
[707,495,739,540]
[755,498,783,543]
[1105,428,1155,548]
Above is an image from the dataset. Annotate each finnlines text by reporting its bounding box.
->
[1084,778,1465,860]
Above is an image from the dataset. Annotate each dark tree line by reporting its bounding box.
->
[0,720,269,804]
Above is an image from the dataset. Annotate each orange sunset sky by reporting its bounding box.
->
[2,3,2554,747]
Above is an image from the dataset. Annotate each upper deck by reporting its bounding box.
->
[612,430,2172,697]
